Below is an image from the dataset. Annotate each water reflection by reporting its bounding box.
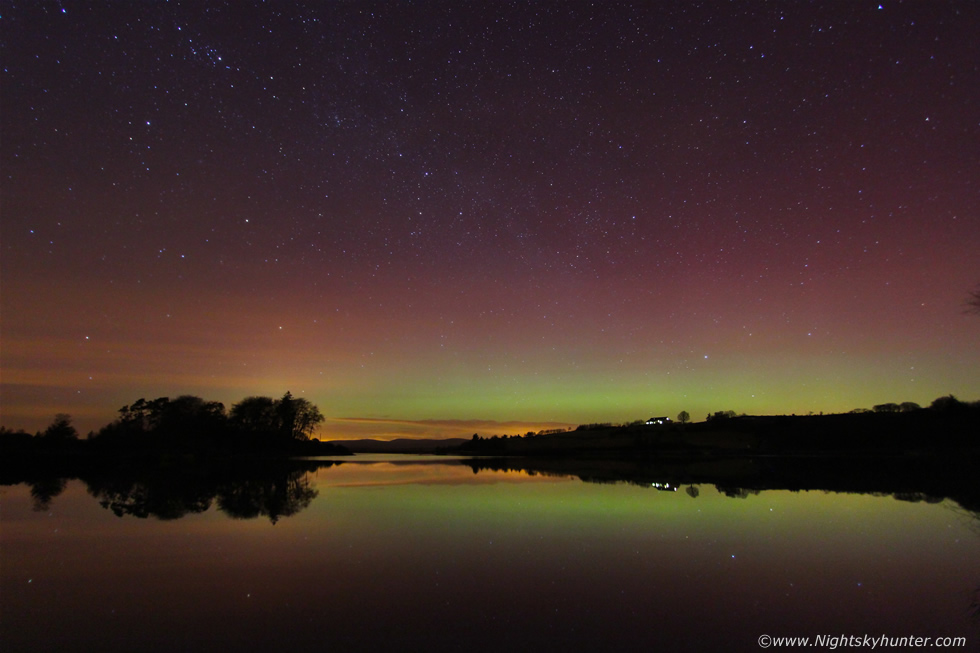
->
[463,454,980,517]
[4,453,978,526]
[87,472,216,520]
[215,474,317,523]
[11,460,328,523]
[3,454,978,652]
[28,476,67,512]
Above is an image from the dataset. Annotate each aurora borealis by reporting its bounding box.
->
[2,1,978,438]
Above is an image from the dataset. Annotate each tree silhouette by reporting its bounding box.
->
[677,410,690,424]
[930,394,965,412]
[292,397,324,439]
[155,395,227,447]
[230,396,278,435]
[229,392,324,448]
[41,414,78,443]
[706,410,737,422]
[273,391,324,440]
[118,398,151,432]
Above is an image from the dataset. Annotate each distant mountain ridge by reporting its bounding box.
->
[328,438,468,453]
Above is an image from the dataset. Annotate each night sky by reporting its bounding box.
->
[2,1,978,439]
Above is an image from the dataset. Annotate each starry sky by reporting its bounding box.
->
[2,1,978,439]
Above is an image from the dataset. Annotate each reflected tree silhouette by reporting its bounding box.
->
[685,485,699,498]
[87,475,214,520]
[716,486,761,499]
[216,471,318,524]
[1,457,339,521]
[943,501,980,537]
[78,464,323,523]
[29,477,67,511]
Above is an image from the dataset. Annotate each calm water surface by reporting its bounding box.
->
[2,455,977,652]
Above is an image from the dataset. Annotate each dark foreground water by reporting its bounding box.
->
[2,455,977,652]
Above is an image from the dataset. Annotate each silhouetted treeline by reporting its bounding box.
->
[455,395,980,457]
[0,392,350,459]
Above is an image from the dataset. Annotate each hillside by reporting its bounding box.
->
[451,406,980,457]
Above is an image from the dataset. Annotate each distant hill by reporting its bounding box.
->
[328,438,468,453]
[449,407,980,457]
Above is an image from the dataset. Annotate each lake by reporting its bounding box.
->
[2,454,977,652]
